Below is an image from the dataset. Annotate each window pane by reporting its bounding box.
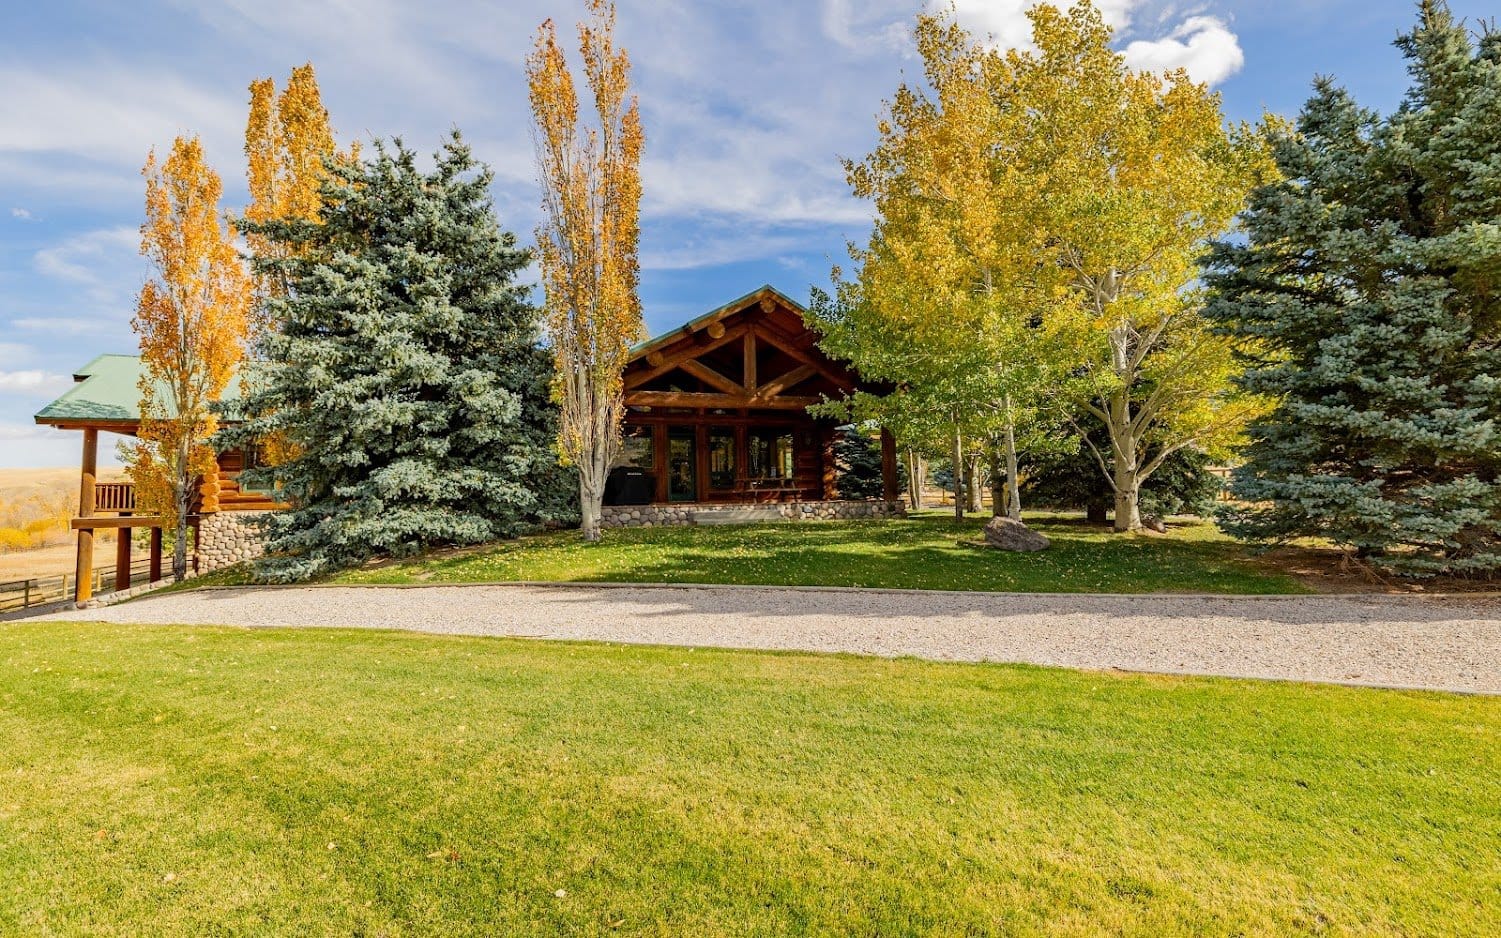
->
[708,427,735,489]
[619,428,654,469]
[668,428,695,501]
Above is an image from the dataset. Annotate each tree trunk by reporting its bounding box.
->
[905,449,923,510]
[987,448,1005,517]
[1002,400,1022,521]
[951,422,964,520]
[172,470,189,581]
[1112,447,1142,533]
[965,453,983,513]
[578,474,604,542]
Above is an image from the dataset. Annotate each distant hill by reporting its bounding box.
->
[1,466,125,557]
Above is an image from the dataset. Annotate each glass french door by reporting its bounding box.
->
[668,428,697,502]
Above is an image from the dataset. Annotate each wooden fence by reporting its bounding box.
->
[0,556,154,614]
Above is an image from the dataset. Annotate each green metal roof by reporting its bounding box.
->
[33,354,243,426]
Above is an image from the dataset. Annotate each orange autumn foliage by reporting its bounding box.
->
[130,136,251,579]
[244,63,354,321]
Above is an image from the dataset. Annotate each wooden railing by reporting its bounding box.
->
[93,482,137,513]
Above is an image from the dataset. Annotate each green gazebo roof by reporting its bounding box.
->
[33,354,243,427]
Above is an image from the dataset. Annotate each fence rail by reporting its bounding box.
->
[0,556,154,614]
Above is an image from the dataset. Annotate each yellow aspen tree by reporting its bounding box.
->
[130,136,251,580]
[821,12,1072,523]
[244,62,350,322]
[1015,3,1274,532]
[527,0,644,541]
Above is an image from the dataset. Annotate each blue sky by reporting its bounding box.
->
[0,0,1487,467]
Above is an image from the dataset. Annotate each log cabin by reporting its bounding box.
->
[612,285,898,512]
[34,285,899,602]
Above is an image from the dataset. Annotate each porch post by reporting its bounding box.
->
[880,428,899,503]
[115,516,132,591]
[149,527,163,582]
[74,428,98,605]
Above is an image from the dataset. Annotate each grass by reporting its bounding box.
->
[331,512,1307,594]
[2,622,1496,935]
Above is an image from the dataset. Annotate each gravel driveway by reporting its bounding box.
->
[36,584,1501,693]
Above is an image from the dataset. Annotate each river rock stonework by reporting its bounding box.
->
[599,500,906,529]
[197,511,269,572]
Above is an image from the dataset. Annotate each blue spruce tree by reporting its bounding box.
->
[1203,1,1501,575]
[229,133,574,581]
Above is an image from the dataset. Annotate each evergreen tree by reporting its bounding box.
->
[1022,435,1222,523]
[1203,1,1501,575]
[227,133,572,581]
[833,425,907,500]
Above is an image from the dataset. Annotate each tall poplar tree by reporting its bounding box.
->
[228,135,567,581]
[1205,1,1501,575]
[526,0,644,541]
[244,63,353,320]
[128,136,251,580]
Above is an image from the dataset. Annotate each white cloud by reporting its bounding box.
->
[9,317,108,337]
[0,65,244,170]
[933,2,1243,87]
[11,207,33,220]
[821,0,910,53]
[0,370,73,395]
[943,0,1139,51]
[1123,15,1244,85]
[34,227,139,286]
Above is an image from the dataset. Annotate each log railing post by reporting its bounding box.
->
[75,428,98,605]
[115,515,132,592]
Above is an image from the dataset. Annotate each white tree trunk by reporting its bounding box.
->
[1003,397,1022,521]
[1112,444,1142,533]
[951,422,964,520]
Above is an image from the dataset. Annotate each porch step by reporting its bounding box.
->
[689,506,787,526]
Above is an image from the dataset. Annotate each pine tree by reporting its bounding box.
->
[1204,1,1501,575]
[227,133,572,581]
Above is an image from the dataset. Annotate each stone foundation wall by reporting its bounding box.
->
[600,500,906,529]
[196,510,269,572]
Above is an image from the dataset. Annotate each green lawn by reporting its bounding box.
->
[2,623,1495,935]
[333,513,1306,594]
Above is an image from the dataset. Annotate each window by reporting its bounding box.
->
[618,427,654,469]
[708,427,735,489]
[748,429,795,479]
[237,445,275,495]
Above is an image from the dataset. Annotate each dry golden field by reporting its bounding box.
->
[0,466,123,582]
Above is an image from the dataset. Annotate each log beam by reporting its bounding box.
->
[624,391,820,411]
[677,359,744,396]
[751,364,817,402]
[624,325,748,389]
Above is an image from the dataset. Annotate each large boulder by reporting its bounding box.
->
[982,516,1051,552]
